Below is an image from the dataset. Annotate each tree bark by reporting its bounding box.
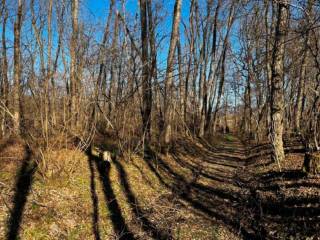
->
[270,0,289,163]
[13,0,23,135]
[108,14,119,118]
[140,0,152,143]
[294,0,313,133]
[1,2,8,136]
[212,2,235,132]
[198,0,213,138]
[47,0,54,126]
[303,152,320,175]
[212,44,227,132]
[163,0,182,145]
[70,0,79,128]
[206,0,221,132]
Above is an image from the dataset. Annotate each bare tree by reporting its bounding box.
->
[139,0,152,144]
[0,0,8,136]
[294,0,313,133]
[270,0,290,164]
[212,2,235,133]
[0,0,318,171]
[12,0,23,135]
[163,0,182,145]
[70,0,79,127]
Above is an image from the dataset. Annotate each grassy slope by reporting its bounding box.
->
[0,138,237,240]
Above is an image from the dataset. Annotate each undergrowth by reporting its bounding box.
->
[0,137,237,240]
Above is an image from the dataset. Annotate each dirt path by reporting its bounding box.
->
[148,136,320,239]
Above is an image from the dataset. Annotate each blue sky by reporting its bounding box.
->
[77,0,242,88]
[81,0,193,69]
[1,0,240,82]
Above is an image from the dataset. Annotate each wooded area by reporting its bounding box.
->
[0,0,319,239]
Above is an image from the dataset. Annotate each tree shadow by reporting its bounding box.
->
[87,155,101,240]
[173,139,247,169]
[142,148,258,239]
[86,152,135,240]
[142,139,320,240]
[170,154,235,184]
[258,170,308,182]
[6,146,37,240]
[113,157,173,240]
[246,137,306,166]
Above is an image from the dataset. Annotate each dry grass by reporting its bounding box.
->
[2,135,318,239]
[0,137,237,240]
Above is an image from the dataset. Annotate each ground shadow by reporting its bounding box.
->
[142,137,320,240]
[86,151,135,240]
[113,157,173,240]
[87,155,101,240]
[258,170,308,182]
[6,146,37,240]
[143,147,258,239]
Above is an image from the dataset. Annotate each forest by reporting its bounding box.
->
[0,0,319,239]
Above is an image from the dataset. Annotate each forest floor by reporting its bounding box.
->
[0,135,319,239]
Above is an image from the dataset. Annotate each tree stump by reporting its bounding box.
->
[302,152,320,175]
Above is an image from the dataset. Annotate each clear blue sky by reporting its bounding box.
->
[81,0,193,69]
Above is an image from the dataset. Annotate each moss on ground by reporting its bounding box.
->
[225,134,235,142]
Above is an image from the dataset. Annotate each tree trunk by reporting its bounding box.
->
[51,3,65,126]
[303,152,320,175]
[94,0,114,122]
[177,34,184,121]
[47,0,54,126]
[147,0,157,92]
[163,0,182,145]
[70,0,79,128]
[294,0,313,133]
[205,0,221,132]
[108,14,119,119]
[147,0,157,139]
[183,0,196,128]
[13,0,23,136]
[1,3,8,137]
[198,1,213,137]
[212,44,227,132]
[140,0,152,143]
[270,0,289,163]
[212,3,235,132]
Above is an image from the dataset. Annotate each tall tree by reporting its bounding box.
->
[0,0,8,136]
[12,0,23,135]
[198,0,214,137]
[163,0,182,145]
[140,0,152,143]
[205,0,222,132]
[294,0,313,133]
[270,0,289,164]
[70,0,79,127]
[212,2,235,132]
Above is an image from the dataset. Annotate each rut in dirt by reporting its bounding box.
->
[145,136,320,239]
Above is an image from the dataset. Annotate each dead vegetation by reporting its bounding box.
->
[1,135,319,239]
[0,0,320,239]
[0,136,239,239]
